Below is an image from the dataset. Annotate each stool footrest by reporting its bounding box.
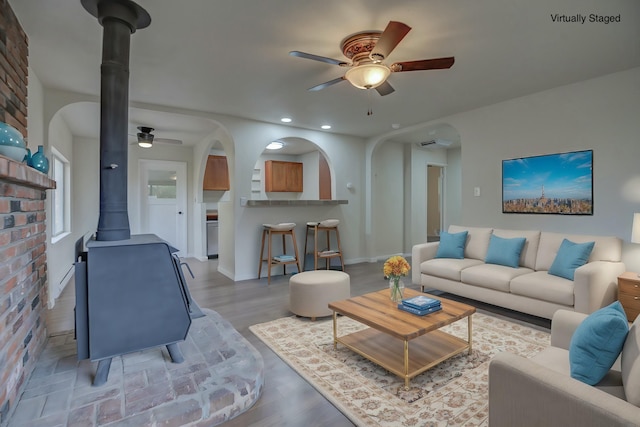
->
[303,222,345,271]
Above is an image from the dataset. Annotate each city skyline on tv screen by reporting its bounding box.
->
[502,150,593,215]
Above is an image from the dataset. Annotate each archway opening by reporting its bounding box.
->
[251,137,333,200]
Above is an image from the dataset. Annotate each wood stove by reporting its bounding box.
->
[75,235,195,385]
[74,0,197,385]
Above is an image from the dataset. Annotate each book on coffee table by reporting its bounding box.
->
[401,295,441,310]
[397,303,442,316]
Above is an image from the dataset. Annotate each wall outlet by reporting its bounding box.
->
[240,196,247,206]
[474,187,481,197]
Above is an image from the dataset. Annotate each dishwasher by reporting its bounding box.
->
[206,220,218,259]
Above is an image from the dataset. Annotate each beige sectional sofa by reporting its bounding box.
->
[411,225,626,319]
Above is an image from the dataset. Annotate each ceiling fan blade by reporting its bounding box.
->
[289,51,348,66]
[308,76,346,91]
[375,80,395,96]
[154,138,182,145]
[391,56,455,72]
[370,21,411,60]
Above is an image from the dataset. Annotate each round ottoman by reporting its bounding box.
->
[289,270,350,320]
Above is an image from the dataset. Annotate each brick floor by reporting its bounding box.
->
[5,310,264,426]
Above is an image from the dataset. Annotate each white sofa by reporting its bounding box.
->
[412,225,626,319]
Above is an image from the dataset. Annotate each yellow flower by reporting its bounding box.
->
[383,255,411,279]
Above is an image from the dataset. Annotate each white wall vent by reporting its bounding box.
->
[417,138,453,149]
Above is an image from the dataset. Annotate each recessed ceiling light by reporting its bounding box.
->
[280,117,292,123]
[321,125,331,130]
[391,123,400,129]
[266,141,284,150]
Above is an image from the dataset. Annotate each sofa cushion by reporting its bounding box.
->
[532,346,626,399]
[548,239,595,280]
[509,271,575,306]
[535,231,622,271]
[461,264,533,292]
[493,229,541,270]
[621,314,640,407]
[569,301,629,386]
[485,234,526,268]
[435,231,468,259]
[449,225,492,260]
[420,258,484,282]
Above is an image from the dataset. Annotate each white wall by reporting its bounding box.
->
[26,67,44,148]
[72,138,99,239]
[440,67,640,270]
[370,140,452,258]
[25,69,72,309]
[445,148,462,228]
[300,150,320,200]
[371,141,405,258]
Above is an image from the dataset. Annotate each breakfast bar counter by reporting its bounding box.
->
[245,199,348,207]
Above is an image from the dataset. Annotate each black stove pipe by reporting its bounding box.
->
[81,0,150,241]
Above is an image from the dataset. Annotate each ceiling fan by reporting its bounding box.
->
[289,21,454,96]
[129,126,182,148]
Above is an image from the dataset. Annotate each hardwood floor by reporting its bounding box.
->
[46,259,550,426]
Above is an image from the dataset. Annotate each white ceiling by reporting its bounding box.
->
[10,0,640,146]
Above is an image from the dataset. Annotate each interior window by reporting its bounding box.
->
[51,148,71,241]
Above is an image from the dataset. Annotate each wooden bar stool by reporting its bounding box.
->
[303,219,344,271]
[258,223,301,284]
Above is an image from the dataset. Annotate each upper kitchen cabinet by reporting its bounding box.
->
[264,160,303,192]
[203,155,230,191]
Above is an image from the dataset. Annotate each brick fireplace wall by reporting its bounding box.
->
[0,1,56,423]
[0,0,28,137]
[0,159,55,423]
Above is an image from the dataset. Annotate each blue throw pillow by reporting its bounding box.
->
[548,239,595,280]
[435,231,468,259]
[484,234,526,268]
[569,301,629,385]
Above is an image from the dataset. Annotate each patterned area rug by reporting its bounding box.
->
[250,312,549,426]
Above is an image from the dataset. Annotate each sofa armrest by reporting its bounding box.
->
[550,310,588,350]
[574,261,626,314]
[489,352,640,427]
[411,242,439,285]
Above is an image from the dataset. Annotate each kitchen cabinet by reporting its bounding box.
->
[203,155,230,191]
[264,160,303,192]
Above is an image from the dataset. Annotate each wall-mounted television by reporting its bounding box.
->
[502,149,593,215]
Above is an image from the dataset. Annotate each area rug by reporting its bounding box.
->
[250,312,549,426]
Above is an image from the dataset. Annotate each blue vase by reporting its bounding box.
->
[23,148,34,166]
[31,145,49,174]
[0,122,27,162]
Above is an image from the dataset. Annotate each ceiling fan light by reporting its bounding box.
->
[137,132,154,148]
[345,64,391,89]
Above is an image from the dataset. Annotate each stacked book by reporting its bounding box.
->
[273,254,296,262]
[319,250,338,256]
[398,295,442,316]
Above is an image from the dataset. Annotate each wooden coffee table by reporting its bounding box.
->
[328,288,476,389]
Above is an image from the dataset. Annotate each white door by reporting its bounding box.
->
[139,160,187,255]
